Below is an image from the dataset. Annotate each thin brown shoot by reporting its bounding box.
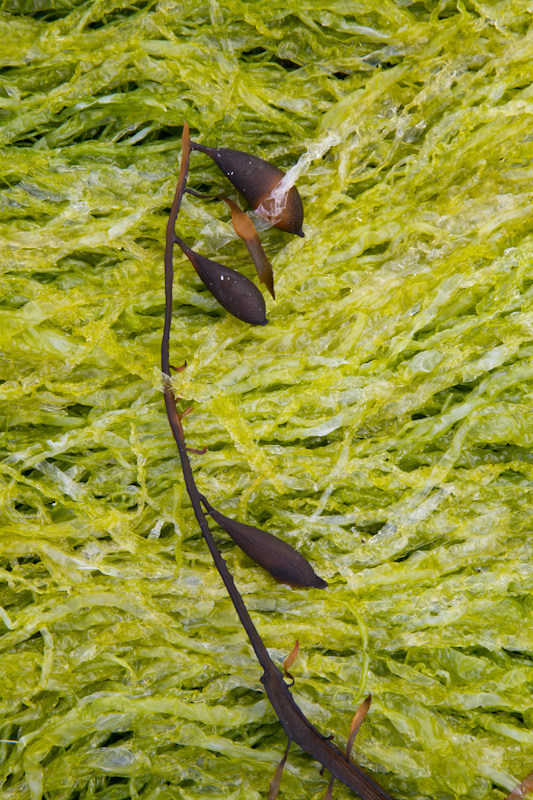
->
[323,775,335,800]
[267,739,291,800]
[283,640,300,685]
[346,695,372,761]
[179,405,194,421]
[224,197,275,298]
[186,445,208,455]
[242,229,275,299]
[169,361,187,373]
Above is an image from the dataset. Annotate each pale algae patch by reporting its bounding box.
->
[1,1,533,798]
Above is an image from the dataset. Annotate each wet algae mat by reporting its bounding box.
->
[2,1,533,799]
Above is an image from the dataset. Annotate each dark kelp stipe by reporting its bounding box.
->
[162,123,395,799]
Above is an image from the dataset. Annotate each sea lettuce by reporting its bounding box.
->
[1,1,533,799]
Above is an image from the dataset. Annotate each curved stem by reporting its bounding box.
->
[161,123,272,668]
[161,123,191,378]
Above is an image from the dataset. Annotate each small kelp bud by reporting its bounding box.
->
[175,237,267,326]
[346,695,371,760]
[200,495,327,589]
[190,141,304,236]
[283,640,300,685]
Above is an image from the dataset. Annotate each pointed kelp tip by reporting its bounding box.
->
[244,309,268,327]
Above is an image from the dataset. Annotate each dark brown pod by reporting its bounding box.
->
[200,495,327,589]
[190,141,304,237]
[175,237,267,326]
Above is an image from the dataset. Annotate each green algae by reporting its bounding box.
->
[1,1,533,798]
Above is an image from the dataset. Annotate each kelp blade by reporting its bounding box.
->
[201,496,327,589]
[176,237,268,326]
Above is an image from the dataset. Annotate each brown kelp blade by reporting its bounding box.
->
[346,695,372,760]
[190,141,304,236]
[199,495,327,589]
[175,237,267,326]
[185,188,275,298]
[504,769,533,800]
[267,739,291,800]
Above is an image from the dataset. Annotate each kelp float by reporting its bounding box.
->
[161,123,393,799]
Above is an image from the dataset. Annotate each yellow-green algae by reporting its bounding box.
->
[1,1,533,798]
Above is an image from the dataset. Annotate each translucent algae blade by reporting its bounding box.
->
[3,3,533,800]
